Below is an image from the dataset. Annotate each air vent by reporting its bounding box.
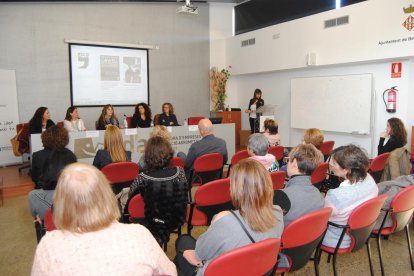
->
[324,16,349,28]
[241,38,256,47]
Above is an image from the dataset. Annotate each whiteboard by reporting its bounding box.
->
[290,74,372,134]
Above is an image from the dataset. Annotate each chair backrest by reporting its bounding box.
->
[16,123,30,155]
[388,185,414,232]
[126,116,132,128]
[193,153,224,185]
[347,194,388,252]
[268,146,284,161]
[170,157,184,168]
[188,116,204,125]
[270,171,286,190]
[320,141,335,161]
[231,149,250,166]
[194,178,232,225]
[128,194,145,220]
[44,208,56,231]
[369,152,391,183]
[204,238,281,276]
[310,162,329,185]
[280,207,332,271]
[56,121,64,128]
[101,162,139,194]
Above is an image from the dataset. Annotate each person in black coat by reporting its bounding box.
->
[158,102,179,126]
[378,117,407,155]
[245,89,264,133]
[29,107,55,134]
[131,102,152,128]
[96,104,120,130]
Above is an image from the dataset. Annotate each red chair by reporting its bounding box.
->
[170,157,184,168]
[187,178,232,235]
[311,162,329,186]
[189,153,224,201]
[44,207,56,231]
[276,208,332,275]
[369,152,390,183]
[204,238,281,276]
[372,185,414,275]
[268,146,284,166]
[56,121,64,128]
[127,194,145,223]
[187,116,205,125]
[226,149,249,177]
[126,116,132,128]
[320,141,335,161]
[319,195,388,276]
[14,123,31,174]
[101,162,139,194]
[270,171,285,190]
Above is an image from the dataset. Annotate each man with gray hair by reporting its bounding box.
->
[183,118,228,178]
[247,133,279,172]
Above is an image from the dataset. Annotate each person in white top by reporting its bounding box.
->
[31,163,176,276]
[63,106,87,132]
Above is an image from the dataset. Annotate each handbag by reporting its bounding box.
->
[10,128,23,156]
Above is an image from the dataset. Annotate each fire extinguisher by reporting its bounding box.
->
[382,86,397,113]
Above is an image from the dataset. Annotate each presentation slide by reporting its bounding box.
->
[69,44,149,106]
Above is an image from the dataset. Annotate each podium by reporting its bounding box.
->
[214,111,241,145]
[255,105,277,133]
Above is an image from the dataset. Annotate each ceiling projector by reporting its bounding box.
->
[177,0,198,15]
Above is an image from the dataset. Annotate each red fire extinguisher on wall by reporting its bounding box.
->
[382,86,397,113]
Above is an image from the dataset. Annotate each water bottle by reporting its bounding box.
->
[123,115,128,129]
[184,118,188,126]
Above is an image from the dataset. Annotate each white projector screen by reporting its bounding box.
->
[69,44,149,106]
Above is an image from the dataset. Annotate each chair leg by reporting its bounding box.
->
[405,225,414,270]
[327,253,331,263]
[376,235,385,276]
[313,248,320,276]
[366,240,374,276]
[332,253,338,276]
[317,249,323,264]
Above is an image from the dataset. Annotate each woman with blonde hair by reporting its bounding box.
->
[158,102,179,126]
[303,128,324,150]
[96,104,120,130]
[93,125,131,169]
[175,159,283,276]
[31,163,176,276]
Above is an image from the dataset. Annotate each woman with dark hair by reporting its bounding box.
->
[126,136,187,245]
[245,89,264,133]
[158,102,179,126]
[63,106,87,132]
[131,102,152,128]
[96,104,120,130]
[93,125,131,169]
[378,117,407,155]
[175,159,283,276]
[322,145,378,248]
[28,148,77,221]
[31,126,70,188]
[263,118,280,146]
[29,107,55,134]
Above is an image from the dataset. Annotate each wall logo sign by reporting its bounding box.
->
[403,5,414,31]
[391,63,402,78]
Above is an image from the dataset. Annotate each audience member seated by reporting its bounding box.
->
[378,117,407,155]
[29,106,55,134]
[303,128,325,162]
[63,106,87,132]
[137,125,171,171]
[131,102,152,128]
[247,133,279,172]
[92,125,131,169]
[274,144,324,226]
[174,159,283,276]
[31,163,176,276]
[374,174,414,230]
[158,102,179,126]
[181,118,228,180]
[96,104,120,130]
[322,145,378,248]
[126,136,187,245]
[28,149,77,221]
[262,118,280,146]
[31,126,70,189]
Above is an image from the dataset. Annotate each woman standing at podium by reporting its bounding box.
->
[245,89,264,133]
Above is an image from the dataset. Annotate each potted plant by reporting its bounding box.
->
[210,66,231,111]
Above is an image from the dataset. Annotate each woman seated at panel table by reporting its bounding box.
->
[29,107,55,134]
[63,106,87,132]
[92,125,131,170]
[158,102,179,126]
[96,104,120,130]
[31,163,177,276]
[131,102,152,128]
[174,159,284,276]
[322,145,378,249]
